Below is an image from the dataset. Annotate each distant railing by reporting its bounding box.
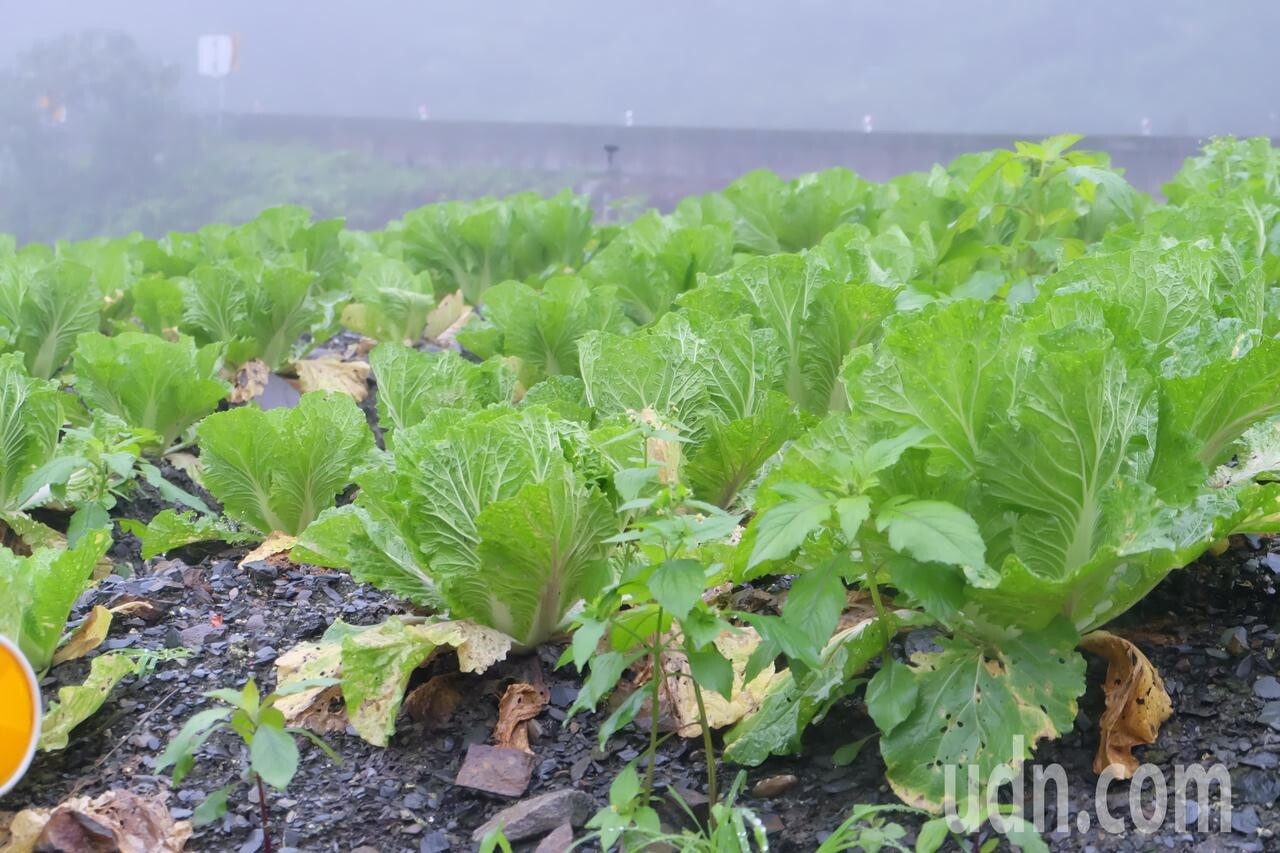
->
[222,113,1269,205]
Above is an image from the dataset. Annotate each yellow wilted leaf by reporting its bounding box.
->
[635,408,682,486]
[294,357,371,402]
[415,620,513,673]
[425,290,472,345]
[164,451,204,488]
[50,606,112,667]
[273,638,347,735]
[238,531,296,570]
[275,618,513,745]
[1080,630,1173,779]
[641,627,786,738]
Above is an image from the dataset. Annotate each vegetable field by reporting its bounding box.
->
[3,134,1280,852]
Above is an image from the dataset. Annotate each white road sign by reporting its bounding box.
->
[197,34,236,79]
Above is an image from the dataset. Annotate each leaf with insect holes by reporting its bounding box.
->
[39,652,143,750]
[874,620,1084,815]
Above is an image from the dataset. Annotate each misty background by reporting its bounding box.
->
[2,0,1277,242]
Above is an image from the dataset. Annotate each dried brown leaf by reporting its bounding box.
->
[493,682,550,753]
[701,581,734,607]
[91,553,116,582]
[2,790,190,853]
[227,359,270,405]
[836,589,881,631]
[731,586,781,615]
[1080,630,1173,779]
[107,598,165,623]
[0,520,27,555]
[0,808,48,852]
[404,675,462,728]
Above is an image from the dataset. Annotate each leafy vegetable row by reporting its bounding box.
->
[4,135,1280,841]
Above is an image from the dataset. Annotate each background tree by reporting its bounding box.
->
[0,30,182,241]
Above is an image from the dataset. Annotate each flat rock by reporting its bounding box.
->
[1235,767,1280,806]
[471,789,595,843]
[533,822,574,853]
[1240,751,1279,770]
[751,774,798,798]
[418,830,450,853]
[454,744,536,798]
[1254,675,1280,699]
[179,622,223,647]
[1259,701,1280,732]
[1232,806,1261,835]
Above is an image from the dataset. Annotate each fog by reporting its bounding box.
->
[2,1,1277,242]
[4,0,1276,133]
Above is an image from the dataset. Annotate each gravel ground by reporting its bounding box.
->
[5,496,1279,852]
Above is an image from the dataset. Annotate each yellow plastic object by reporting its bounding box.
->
[0,634,40,795]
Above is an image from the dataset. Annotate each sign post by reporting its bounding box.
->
[197,34,239,125]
